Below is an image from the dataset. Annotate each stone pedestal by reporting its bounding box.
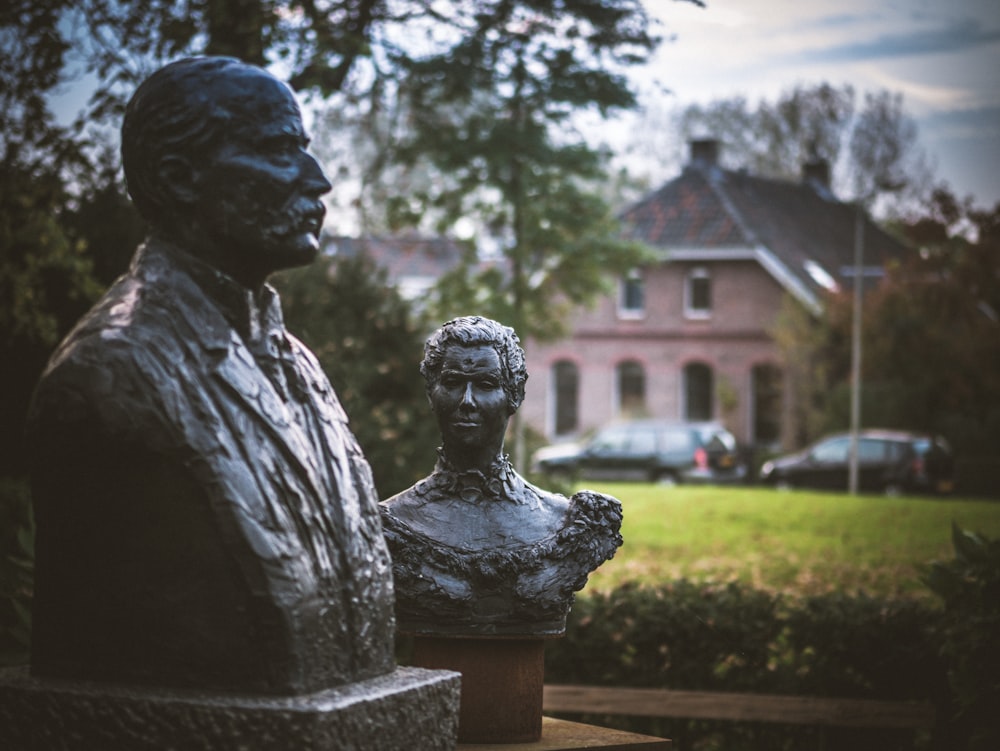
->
[413,635,552,744]
[0,665,460,751]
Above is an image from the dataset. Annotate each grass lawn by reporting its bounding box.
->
[579,483,1000,601]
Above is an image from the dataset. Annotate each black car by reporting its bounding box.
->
[759,430,955,496]
[532,420,746,485]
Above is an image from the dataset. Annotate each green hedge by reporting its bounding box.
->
[4,473,996,749]
[545,581,948,750]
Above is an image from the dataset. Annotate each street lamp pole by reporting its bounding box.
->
[848,203,864,495]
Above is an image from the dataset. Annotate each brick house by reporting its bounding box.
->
[519,140,910,450]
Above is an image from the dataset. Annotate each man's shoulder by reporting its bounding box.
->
[48,287,199,378]
[35,253,232,426]
[56,245,230,358]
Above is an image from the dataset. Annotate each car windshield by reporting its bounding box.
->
[695,427,736,452]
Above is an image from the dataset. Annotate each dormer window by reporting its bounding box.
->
[684,267,711,319]
[618,269,645,319]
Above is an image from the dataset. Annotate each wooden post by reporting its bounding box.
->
[412,635,549,743]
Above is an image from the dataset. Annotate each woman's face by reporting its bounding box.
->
[429,343,510,458]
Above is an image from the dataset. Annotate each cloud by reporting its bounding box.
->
[798,19,1000,63]
[922,105,1000,137]
[803,13,870,31]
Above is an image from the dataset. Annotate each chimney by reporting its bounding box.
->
[802,158,831,189]
[689,138,720,168]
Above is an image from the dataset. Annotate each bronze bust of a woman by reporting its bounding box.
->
[380,317,622,636]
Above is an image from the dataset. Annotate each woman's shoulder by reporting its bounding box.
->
[567,489,623,528]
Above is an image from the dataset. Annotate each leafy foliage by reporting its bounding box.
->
[547,580,784,692]
[0,0,674,486]
[770,189,1000,491]
[546,579,946,749]
[864,192,1000,453]
[0,164,103,477]
[0,478,33,666]
[925,525,1000,751]
[272,252,439,498]
[675,83,930,212]
[380,0,661,341]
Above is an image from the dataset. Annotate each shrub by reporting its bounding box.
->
[545,579,946,750]
[925,524,1000,750]
[0,477,33,666]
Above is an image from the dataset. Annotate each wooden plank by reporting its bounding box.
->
[542,685,935,729]
[457,716,670,750]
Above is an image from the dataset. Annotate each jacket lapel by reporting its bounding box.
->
[211,332,328,498]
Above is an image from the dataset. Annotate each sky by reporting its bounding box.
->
[46,1,1000,212]
[629,0,1000,207]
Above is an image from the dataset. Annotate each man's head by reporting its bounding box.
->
[122,57,331,287]
[421,317,527,415]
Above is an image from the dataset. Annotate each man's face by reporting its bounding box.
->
[194,70,332,282]
[429,344,510,459]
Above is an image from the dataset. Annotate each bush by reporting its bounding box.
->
[0,477,33,666]
[783,592,946,701]
[548,580,784,692]
[925,525,1000,750]
[545,579,946,750]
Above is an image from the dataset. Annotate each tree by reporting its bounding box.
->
[393,1,659,341]
[847,89,933,215]
[858,192,1000,452]
[380,2,664,469]
[1,1,106,478]
[773,187,1000,489]
[672,83,931,213]
[272,253,439,497]
[0,165,104,478]
[4,0,682,475]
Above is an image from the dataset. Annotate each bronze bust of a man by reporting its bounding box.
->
[26,58,395,694]
[380,317,622,636]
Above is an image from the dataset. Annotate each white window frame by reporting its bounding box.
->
[684,266,712,319]
[618,268,646,320]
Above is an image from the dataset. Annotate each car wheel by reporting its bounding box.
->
[883,483,903,498]
[775,479,794,492]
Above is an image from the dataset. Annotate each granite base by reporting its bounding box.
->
[0,665,461,751]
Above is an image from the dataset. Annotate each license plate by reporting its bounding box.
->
[936,480,954,493]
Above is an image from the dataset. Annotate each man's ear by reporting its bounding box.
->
[156,154,201,207]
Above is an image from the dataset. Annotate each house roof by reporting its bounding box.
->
[620,160,912,312]
[322,233,475,301]
[323,233,470,281]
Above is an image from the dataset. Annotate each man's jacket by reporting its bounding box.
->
[27,240,395,694]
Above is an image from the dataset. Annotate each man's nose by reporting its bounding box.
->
[301,153,332,195]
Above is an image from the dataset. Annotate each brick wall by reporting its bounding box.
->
[522,260,793,447]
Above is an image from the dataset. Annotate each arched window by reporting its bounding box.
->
[684,267,712,318]
[752,363,783,445]
[616,360,646,417]
[552,360,579,436]
[683,362,713,421]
